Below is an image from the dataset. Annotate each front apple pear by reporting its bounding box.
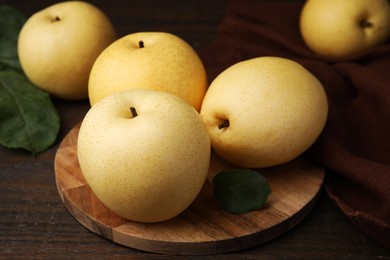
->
[200,57,328,168]
[300,0,390,61]
[77,89,211,223]
[88,32,208,111]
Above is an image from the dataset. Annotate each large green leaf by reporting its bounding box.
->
[0,70,60,155]
[0,5,26,70]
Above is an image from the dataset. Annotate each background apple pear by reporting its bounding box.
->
[18,1,117,100]
[77,89,211,223]
[300,0,390,61]
[88,32,208,111]
[200,56,328,168]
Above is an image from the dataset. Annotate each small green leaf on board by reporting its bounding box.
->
[213,169,272,214]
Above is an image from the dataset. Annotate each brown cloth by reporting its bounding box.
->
[199,0,390,247]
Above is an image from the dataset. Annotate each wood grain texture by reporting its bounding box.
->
[54,123,325,255]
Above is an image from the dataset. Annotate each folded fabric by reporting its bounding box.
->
[199,0,390,247]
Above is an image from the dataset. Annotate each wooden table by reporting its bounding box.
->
[1,0,388,258]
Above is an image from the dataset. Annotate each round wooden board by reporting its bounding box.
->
[54,123,325,255]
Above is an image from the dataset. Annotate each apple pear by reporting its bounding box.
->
[18,1,117,100]
[88,32,207,111]
[77,89,211,222]
[200,57,328,168]
[300,0,390,61]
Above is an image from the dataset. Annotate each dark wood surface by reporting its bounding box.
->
[0,0,389,258]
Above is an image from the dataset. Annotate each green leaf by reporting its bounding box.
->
[0,70,60,155]
[213,169,272,214]
[0,5,26,70]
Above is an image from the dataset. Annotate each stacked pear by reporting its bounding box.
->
[88,32,207,111]
[77,89,211,222]
[200,57,328,168]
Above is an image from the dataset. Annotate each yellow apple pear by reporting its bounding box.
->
[200,57,328,168]
[300,0,390,61]
[77,89,211,223]
[18,1,117,100]
[88,32,207,111]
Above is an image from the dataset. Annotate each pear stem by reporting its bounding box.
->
[360,19,373,28]
[130,107,138,118]
[138,40,144,48]
[218,120,229,129]
[51,16,61,22]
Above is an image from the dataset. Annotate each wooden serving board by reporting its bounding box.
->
[54,123,325,255]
